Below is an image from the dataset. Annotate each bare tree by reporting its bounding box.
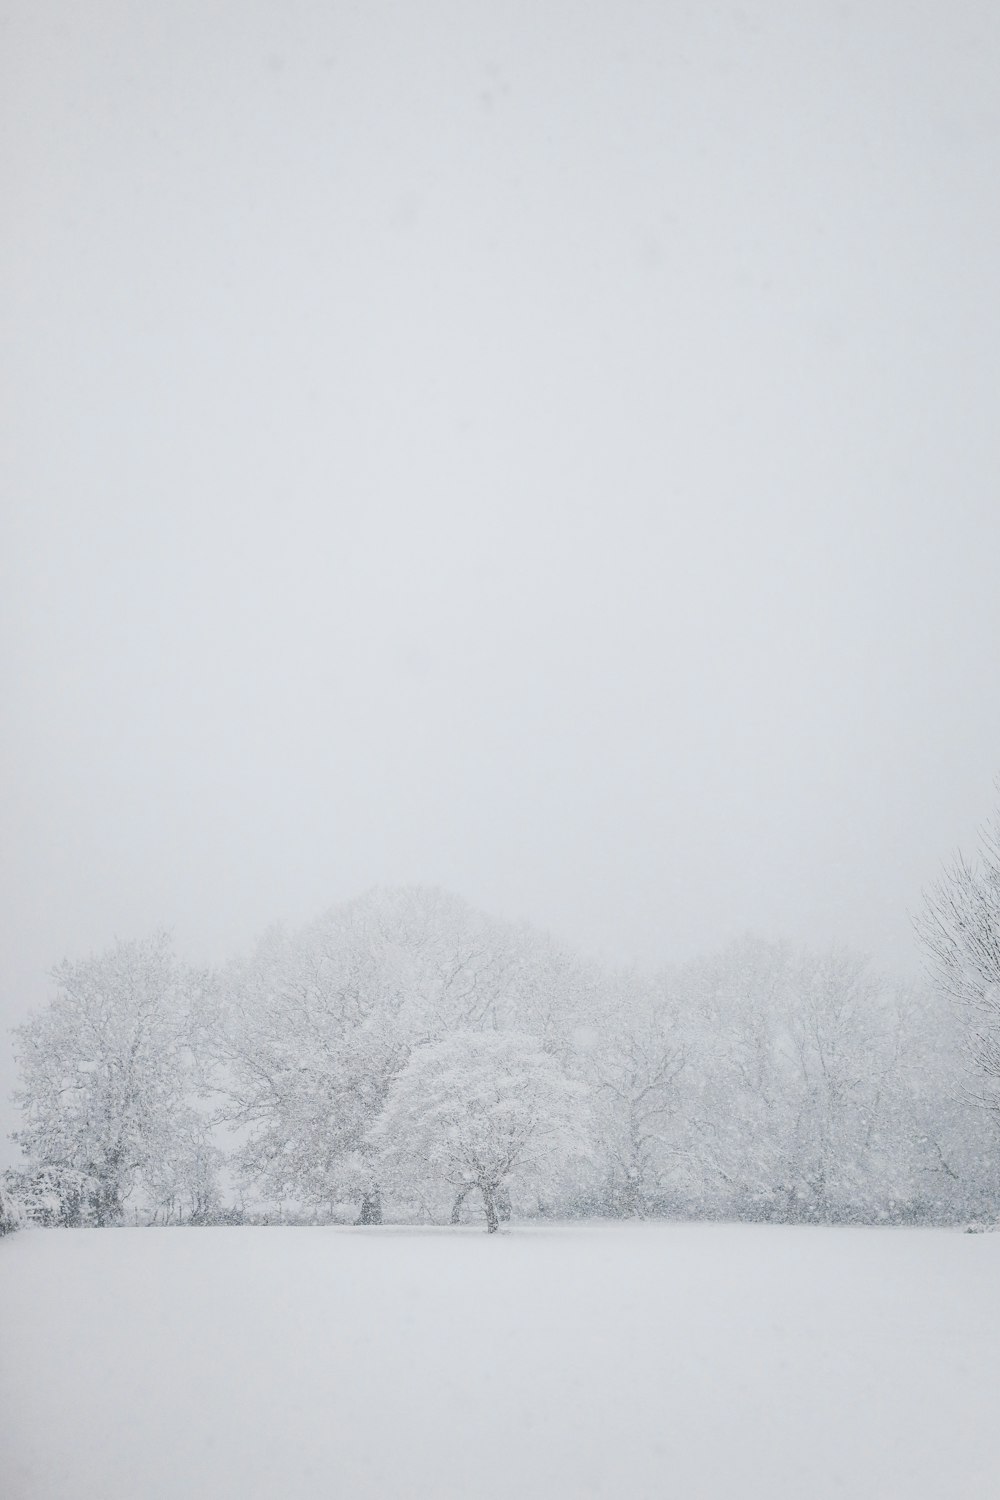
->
[915,798,1000,1116]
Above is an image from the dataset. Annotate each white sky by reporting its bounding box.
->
[3,0,1000,1157]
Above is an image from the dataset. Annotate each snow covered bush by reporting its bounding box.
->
[3,1165,106,1227]
[0,1174,25,1236]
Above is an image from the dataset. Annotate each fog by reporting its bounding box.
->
[3,0,999,1160]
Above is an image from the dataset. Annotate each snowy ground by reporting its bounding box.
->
[2,1223,999,1500]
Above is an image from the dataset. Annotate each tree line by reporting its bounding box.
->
[5,815,1000,1234]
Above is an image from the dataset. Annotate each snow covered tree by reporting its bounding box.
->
[586,976,689,1217]
[144,1110,225,1225]
[11,933,208,1225]
[201,897,445,1221]
[777,947,912,1220]
[915,799,1000,1117]
[204,887,594,1221]
[674,937,928,1222]
[372,1029,589,1231]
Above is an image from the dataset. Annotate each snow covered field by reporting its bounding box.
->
[3,1224,999,1500]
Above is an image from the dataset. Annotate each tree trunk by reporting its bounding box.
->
[481,1183,500,1234]
[450,1186,470,1225]
[92,1177,123,1228]
[357,1187,383,1225]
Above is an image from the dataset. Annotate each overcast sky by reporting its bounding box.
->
[3,0,1000,1157]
